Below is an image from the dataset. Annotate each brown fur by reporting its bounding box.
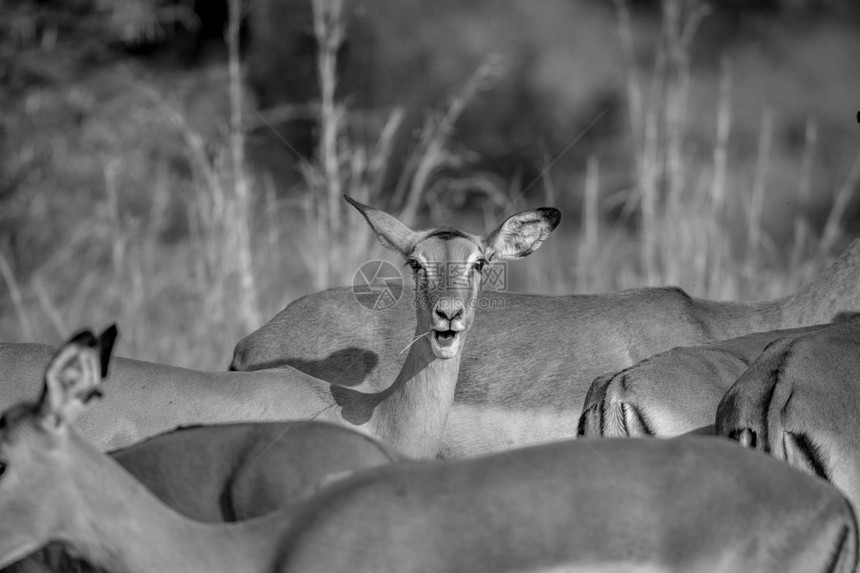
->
[5,421,398,573]
[579,322,841,438]
[717,320,860,515]
[231,239,860,453]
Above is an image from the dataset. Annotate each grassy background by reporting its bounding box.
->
[1,0,859,369]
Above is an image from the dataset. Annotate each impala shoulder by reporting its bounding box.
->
[619,286,708,320]
[663,285,695,301]
[625,285,695,302]
[649,286,709,318]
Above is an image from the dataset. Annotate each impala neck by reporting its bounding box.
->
[53,433,288,573]
[367,327,465,459]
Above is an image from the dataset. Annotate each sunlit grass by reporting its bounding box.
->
[1,0,857,370]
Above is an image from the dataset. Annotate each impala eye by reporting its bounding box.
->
[473,259,487,273]
[0,461,6,478]
[406,259,423,273]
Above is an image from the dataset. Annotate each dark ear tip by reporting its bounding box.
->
[343,194,359,207]
[68,329,98,348]
[100,324,119,346]
[539,207,562,230]
[343,194,371,212]
[97,324,119,378]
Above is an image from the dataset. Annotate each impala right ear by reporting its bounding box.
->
[344,195,418,257]
[38,325,118,430]
[483,208,561,261]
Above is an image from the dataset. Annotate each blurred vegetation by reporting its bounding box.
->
[1,0,859,369]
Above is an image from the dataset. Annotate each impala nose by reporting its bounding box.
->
[435,299,464,323]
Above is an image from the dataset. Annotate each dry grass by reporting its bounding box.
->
[0,0,857,369]
[567,0,854,303]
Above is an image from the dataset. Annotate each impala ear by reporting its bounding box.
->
[344,195,418,257]
[483,208,561,261]
[97,324,119,378]
[39,325,118,430]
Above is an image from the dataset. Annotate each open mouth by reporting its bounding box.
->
[434,330,458,347]
[430,328,461,358]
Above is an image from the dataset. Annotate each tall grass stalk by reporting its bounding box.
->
[104,160,125,283]
[577,156,600,292]
[609,0,854,302]
[32,276,66,339]
[798,118,818,202]
[394,58,502,228]
[703,59,732,297]
[662,0,708,214]
[616,0,710,286]
[710,58,731,214]
[312,0,345,287]
[300,5,502,288]
[746,109,772,267]
[819,150,860,258]
[227,0,261,331]
[0,249,34,342]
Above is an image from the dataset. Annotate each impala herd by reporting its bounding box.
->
[2,196,860,571]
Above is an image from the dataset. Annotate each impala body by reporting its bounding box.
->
[0,196,560,458]
[0,343,349,451]
[3,328,856,573]
[578,322,837,438]
[275,436,859,573]
[717,319,860,514]
[108,421,398,520]
[8,420,398,573]
[231,238,860,454]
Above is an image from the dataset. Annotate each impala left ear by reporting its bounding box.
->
[39,325,118,430]
[483,208,561,261]
[344,194,419,257]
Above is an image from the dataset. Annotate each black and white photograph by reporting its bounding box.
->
[1,0,860,570]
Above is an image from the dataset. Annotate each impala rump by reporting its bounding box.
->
[717,323,860,513]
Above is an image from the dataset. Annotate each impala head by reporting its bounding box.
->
[0,326,117,568]
[345,195,560,359]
